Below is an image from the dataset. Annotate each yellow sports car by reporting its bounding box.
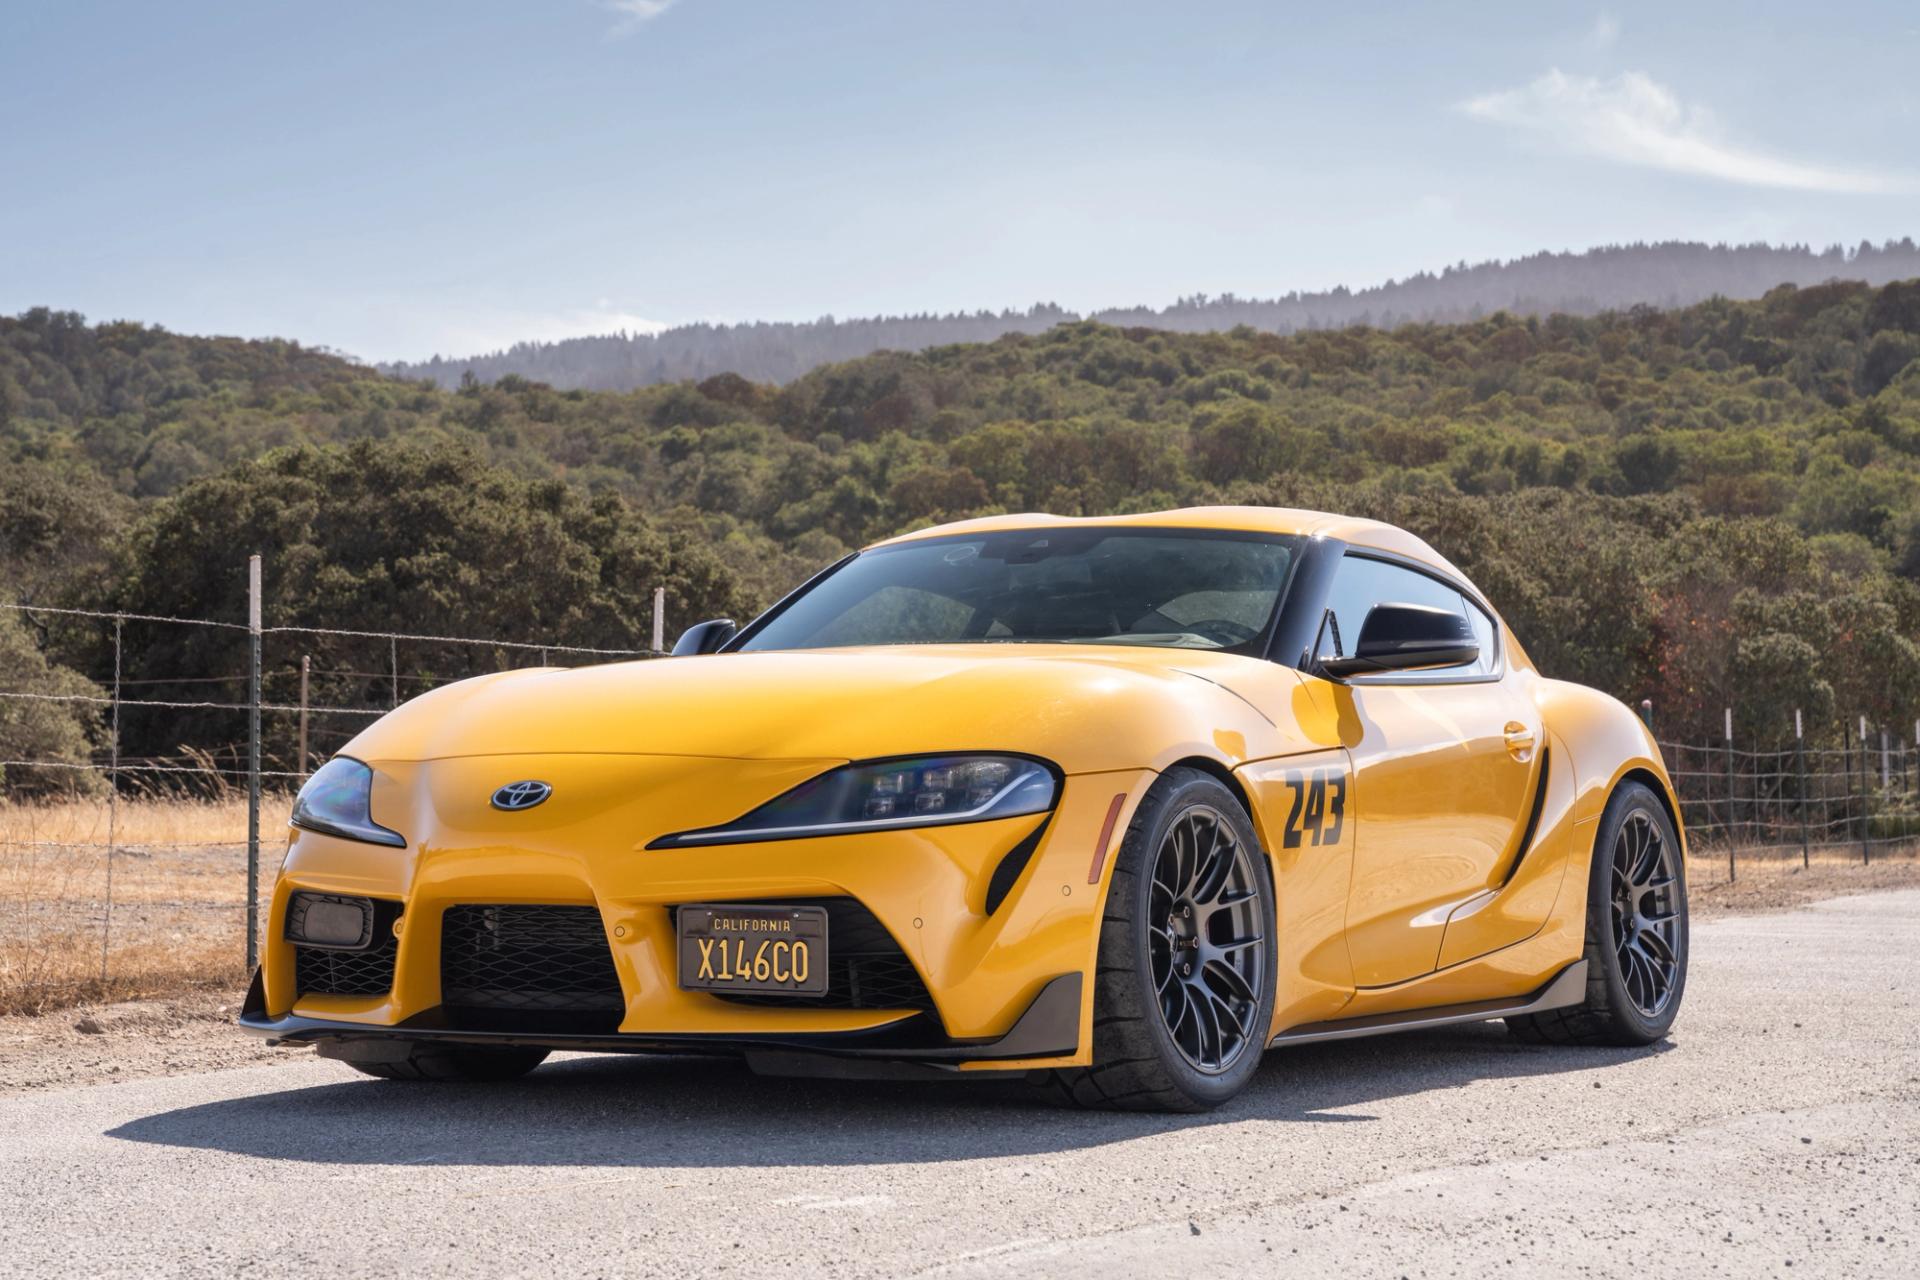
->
[242,506,1689,1111]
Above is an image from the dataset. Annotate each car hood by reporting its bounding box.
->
[341,644,1329,775]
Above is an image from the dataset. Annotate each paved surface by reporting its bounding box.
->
[4,893,1917,1279]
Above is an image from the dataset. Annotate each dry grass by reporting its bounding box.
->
[4,799,1918,1016]
[1685,846,1920,917]
[0,795,291,1014]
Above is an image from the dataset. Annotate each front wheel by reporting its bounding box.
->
[1507,779,1688,1046]
[1032,767,1276,1112]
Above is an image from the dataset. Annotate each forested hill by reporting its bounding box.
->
[6,276,1920,771]
[381,239,1920,391]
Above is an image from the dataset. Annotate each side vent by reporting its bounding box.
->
[984,817,1050,916]
[1498,747,1551,889]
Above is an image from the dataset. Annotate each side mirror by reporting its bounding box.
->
[1318,603,1478,679]
[671,618,737,657]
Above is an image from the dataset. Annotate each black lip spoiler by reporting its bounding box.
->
[237,970,1081,1069]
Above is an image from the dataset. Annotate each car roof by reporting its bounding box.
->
[869,505,1469,582]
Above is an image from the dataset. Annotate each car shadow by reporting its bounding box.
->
[107,1025,1672,1169]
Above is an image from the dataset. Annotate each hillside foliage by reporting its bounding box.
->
[6,276,1920,775]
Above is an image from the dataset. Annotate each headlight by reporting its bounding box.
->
[290,757,406,848]
[649,754,1056,848]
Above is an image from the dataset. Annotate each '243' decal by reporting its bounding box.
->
[1280,768,1347,848]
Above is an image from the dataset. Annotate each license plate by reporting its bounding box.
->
[677,904,829,997]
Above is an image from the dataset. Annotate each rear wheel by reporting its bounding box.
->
[1507,779,1688,1046]
[321,1041,551,1082]
[1032,768,1276,1112]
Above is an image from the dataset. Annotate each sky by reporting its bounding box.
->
[3,0,1916,363]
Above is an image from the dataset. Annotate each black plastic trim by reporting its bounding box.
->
[1264,535,1347,668]
[983,815,1050,915]
[239,971,1083,1066]
[1498,748,1552,890]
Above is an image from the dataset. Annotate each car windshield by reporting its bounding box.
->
[739,529,1300,655]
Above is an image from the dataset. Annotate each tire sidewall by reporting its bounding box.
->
[1587,781,1689,1040]
[1115,771,1278,1107]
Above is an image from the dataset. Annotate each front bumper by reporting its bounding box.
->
[238,968,1082,1078]
[252,757,1151,1071]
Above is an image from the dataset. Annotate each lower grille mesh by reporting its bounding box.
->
[441,904,625,1014]
[295,932,398,997]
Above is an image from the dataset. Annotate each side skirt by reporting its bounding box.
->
[1267,960,1587,1049]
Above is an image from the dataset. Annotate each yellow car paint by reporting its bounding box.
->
[253,505,1682,1073]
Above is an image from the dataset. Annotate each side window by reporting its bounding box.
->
[1313,555,1498,679]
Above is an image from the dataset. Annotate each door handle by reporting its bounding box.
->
[1503,722,1536,761]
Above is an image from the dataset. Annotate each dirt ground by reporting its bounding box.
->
[5,857,1914,1097]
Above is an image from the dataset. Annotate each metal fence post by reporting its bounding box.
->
[1723,707,1736,882]
[1639,699,1653,731]
[298,654,310,779]
[247,555,262,972]
[652,587,666,654]
[101,615,123,981]
[1795,708,1809,870]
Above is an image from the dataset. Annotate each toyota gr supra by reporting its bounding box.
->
[241,506,1689,1111]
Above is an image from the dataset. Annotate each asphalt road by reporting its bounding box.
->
[5,892,1917,1279]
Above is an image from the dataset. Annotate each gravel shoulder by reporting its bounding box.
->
[0,879,1915,1278]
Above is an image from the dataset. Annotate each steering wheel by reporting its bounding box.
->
[1186,617,1259,646]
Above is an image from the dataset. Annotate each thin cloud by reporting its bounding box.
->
[601,0,678,37]
[1587,12,1620,50]
[1461,69,1911,194]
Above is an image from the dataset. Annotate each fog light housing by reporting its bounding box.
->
[286,892,374,950]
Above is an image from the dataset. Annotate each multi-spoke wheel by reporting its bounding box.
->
[1508,780,1689,1047]
[1031,767,1276,1112]
[1609,810,1680,1018]
[1147,805,1266,1074]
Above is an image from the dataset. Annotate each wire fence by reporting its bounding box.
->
[5,566,1916,1007]
[0,558,665,1006]
[1657,716,1920,881]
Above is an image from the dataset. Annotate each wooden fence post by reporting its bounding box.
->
[246,554,262,973]
[1859,715,1871,866]
[1723,707,1736,882]
[1795,708,1809,870]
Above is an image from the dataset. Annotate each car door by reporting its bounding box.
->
[1312,553,1544,987]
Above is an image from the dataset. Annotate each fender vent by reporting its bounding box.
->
[1499,748,1552,888]
[984,817,1050,916]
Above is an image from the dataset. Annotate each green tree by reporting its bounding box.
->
[96,441,743,769]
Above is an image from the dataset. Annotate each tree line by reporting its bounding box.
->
[379,239,1920,390]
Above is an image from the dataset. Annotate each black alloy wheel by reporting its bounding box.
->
[1507,779,1689,1047]
[1148,804,1268,1074]
[1032,767,1277,1112]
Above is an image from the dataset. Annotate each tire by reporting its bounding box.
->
[1032,767,1277,1112]
[1507,779,1688,1047]
[320,1041,551,1082]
